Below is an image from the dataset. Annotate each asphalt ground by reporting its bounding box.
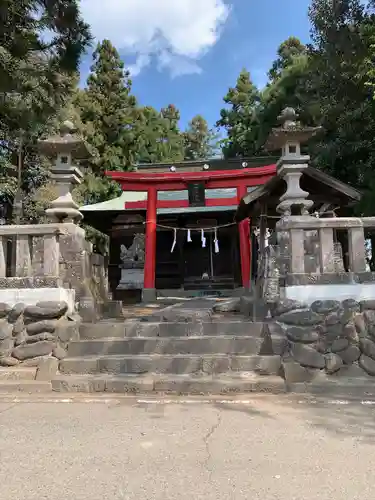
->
[0,394,374,500]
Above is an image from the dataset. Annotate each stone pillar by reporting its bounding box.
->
[348,226,367,273]
[290,229,305,273]
[318,228,335,273]
[0,236,6,277]
[143,188,157,302]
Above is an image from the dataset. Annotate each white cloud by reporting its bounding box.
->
[80,0,230,77]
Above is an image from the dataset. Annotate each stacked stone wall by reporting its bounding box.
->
[271,299,375,380]
[0,301,79,367]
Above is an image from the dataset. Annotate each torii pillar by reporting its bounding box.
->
[143,188,157,302]
[237,185,251,290]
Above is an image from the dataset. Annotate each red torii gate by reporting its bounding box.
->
[106,164,276,299]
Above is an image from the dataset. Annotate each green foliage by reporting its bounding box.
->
[78,40,138,175]
[0,0,91,221]
[216,69,261,158]
[183,115,220,160]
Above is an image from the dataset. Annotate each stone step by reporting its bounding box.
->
[52,373,286,395]
[0,367,37,381]
[60,354,282,376]
[68,335,272,357]
[0,380,52,393]
[288,376,375,398]
[79,321,265,339]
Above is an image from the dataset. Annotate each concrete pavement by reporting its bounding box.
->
[0,395,374,500]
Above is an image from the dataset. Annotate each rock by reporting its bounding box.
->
[342,322,358,342]
[271,300,306,317]
[354,314,367,337]
[22,355,53,367]
[239,296,253,316]
[359,354,375,376]
[368,324,375,340]
[360,300,375,311]
[335,363,365,378]
[314,340,328,354]
[342,299,360,313]
[291,343,326,369]
[213,298,240,313]
[12,341,55,361]
[35,358,59,381]
[363,310,375,326]
[339,345,361,364]
[14,331,27,346]
[36,300,68,311]
[278,310,322,326]
[331,338,349,353]
[7,303,24,323]
[325,353,343,374]
[0,356,20,367]
[311,300,341,315]
[24,302,68,320]
[0,320,12,341]
[339,309,356,325]
[281,360,318,384]
[0,303,11,319]
[286,326,319,344]
[325,312,341,326]
[26,333,56,344]
[52,345,67,360]
[359,338,375,359]
[26,320,57,335]
[55,320,79,343]
[12,316,24,336]
[66,312,81,323]
[325,324,344,340]
[0,337,13,357]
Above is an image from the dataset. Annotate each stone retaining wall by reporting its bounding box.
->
[271,299,375,382]
[0,301,79,368]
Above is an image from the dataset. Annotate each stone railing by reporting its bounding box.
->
[0,225,63,286]
[276,216,375,276]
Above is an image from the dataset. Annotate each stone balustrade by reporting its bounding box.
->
[0,225,63,284]
[276,216,375,275]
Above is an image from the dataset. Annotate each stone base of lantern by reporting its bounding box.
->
[281,272,375,306]
[0,287,75,313]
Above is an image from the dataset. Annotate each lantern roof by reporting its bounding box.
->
[38,121,89,158]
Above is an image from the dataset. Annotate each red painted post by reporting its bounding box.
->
[237,185,251,289]
[144,188,157,292]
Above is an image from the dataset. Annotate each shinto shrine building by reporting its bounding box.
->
[80,157,279,301]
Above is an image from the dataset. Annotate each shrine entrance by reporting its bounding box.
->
[183,226,239,290]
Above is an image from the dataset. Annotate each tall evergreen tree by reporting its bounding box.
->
[183,115,219,160]
[158,104,184,162]
[268,37,307,82]
[216,69,260,158]
[0,0,91,220]
[257,38,317,151]
[307,0,373,193]
[79,40,138,175]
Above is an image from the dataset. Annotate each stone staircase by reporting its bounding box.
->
[51,315,287,395]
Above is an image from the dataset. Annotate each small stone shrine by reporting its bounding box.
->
[117,233,145,290]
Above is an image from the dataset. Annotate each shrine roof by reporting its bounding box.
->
[236,165,362,221]
[133,156,279,174]
[80,187,255,214]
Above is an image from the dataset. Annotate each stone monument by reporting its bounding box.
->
[117,233,145,290]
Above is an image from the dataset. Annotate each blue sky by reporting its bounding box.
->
[79,0,312,130]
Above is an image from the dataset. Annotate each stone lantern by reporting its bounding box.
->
[38,121,87,223]
[265,108,321,216]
